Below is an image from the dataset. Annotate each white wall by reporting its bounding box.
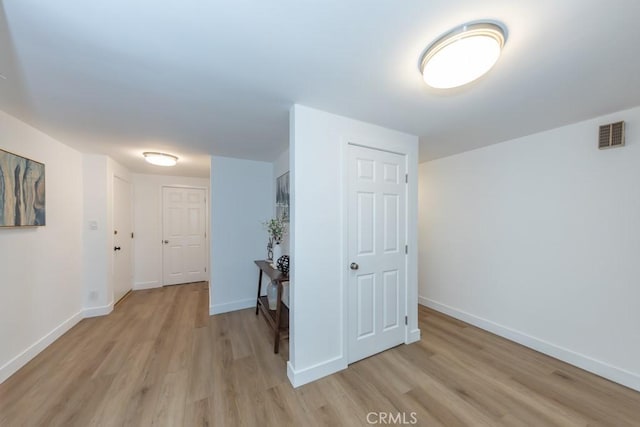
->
[419,106,640,392]
[0,111,84,383]
[82,155,109,311]
[289,105,419,387]
[273,148,290,255]
[210,156,273,314]
[132,173,210,290]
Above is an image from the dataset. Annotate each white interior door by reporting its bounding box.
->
[348,144,407,363]
[162,187,207,286]
[113,176,133,303]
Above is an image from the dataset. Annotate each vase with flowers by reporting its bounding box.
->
[263,216,286,263]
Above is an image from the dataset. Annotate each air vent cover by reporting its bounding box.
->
[599,121,625,149]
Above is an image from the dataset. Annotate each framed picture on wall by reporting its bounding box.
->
[0,148,46,227]
[276,171,289,222]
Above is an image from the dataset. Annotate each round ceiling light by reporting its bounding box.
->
[143,152,178,167]
[420,22,506,89]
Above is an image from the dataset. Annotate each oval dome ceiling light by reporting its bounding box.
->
[143,152,178,167]
[420,22,506,89]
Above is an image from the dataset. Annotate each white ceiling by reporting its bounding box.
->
[2,1,640,177]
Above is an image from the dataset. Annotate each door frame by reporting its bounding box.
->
[160,185,210,286]
[340,137,421,364]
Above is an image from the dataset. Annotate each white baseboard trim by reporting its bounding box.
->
[419,296,640,392]
[82,302,114,318]
[210,298,255,315]
[287,356,348,388]
[407,328,421,344]
[0,310,83,384]
[133,281,161,290]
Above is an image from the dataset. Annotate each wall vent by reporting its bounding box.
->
[599,121,625,149]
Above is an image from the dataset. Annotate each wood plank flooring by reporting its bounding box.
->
[1,282,639,426]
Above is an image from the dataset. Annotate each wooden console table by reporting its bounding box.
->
[254,260,289,353]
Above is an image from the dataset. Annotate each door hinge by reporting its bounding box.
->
[205,267,207,272]
[131,232,134,239]
[405,316,408,325]
[405,173,408,183]
[405,245,408,254]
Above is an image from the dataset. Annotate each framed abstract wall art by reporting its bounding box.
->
[0,149,46,227]
[276,171,289,222]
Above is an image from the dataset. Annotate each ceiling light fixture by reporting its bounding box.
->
[143,152,178,166]
[420,21,506,89]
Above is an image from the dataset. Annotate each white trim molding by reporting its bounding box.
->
[406,328,421,344]
[0,311,83,384]
[133,281,161,290]
[287,357,348,388]
[210,298,255,315]
[82,302,114,318]
[419,296,640,392]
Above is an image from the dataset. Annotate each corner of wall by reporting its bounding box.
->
[287,356,347,388]
[210,298,255,315]
[82,302,114,318]
[407,328,421,344]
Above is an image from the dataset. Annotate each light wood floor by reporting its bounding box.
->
[1,283,639,426]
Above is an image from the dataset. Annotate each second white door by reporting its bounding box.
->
[348,144,407,363]
[162,187,207,286]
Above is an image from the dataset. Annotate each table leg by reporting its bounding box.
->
[274,280,283,353]
[256,268,263,315]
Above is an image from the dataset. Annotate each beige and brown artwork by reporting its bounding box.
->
[0,149,46,227]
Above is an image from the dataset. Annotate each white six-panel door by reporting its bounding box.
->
[162,187,207,286]
[348,144,407,363]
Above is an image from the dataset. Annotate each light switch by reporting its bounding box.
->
[88,221,98,230]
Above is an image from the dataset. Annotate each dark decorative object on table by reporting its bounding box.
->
[276,255,289,275]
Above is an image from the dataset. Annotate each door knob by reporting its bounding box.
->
[114,246,121,251]
[163,240,169,244]
[350,262,359,270]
